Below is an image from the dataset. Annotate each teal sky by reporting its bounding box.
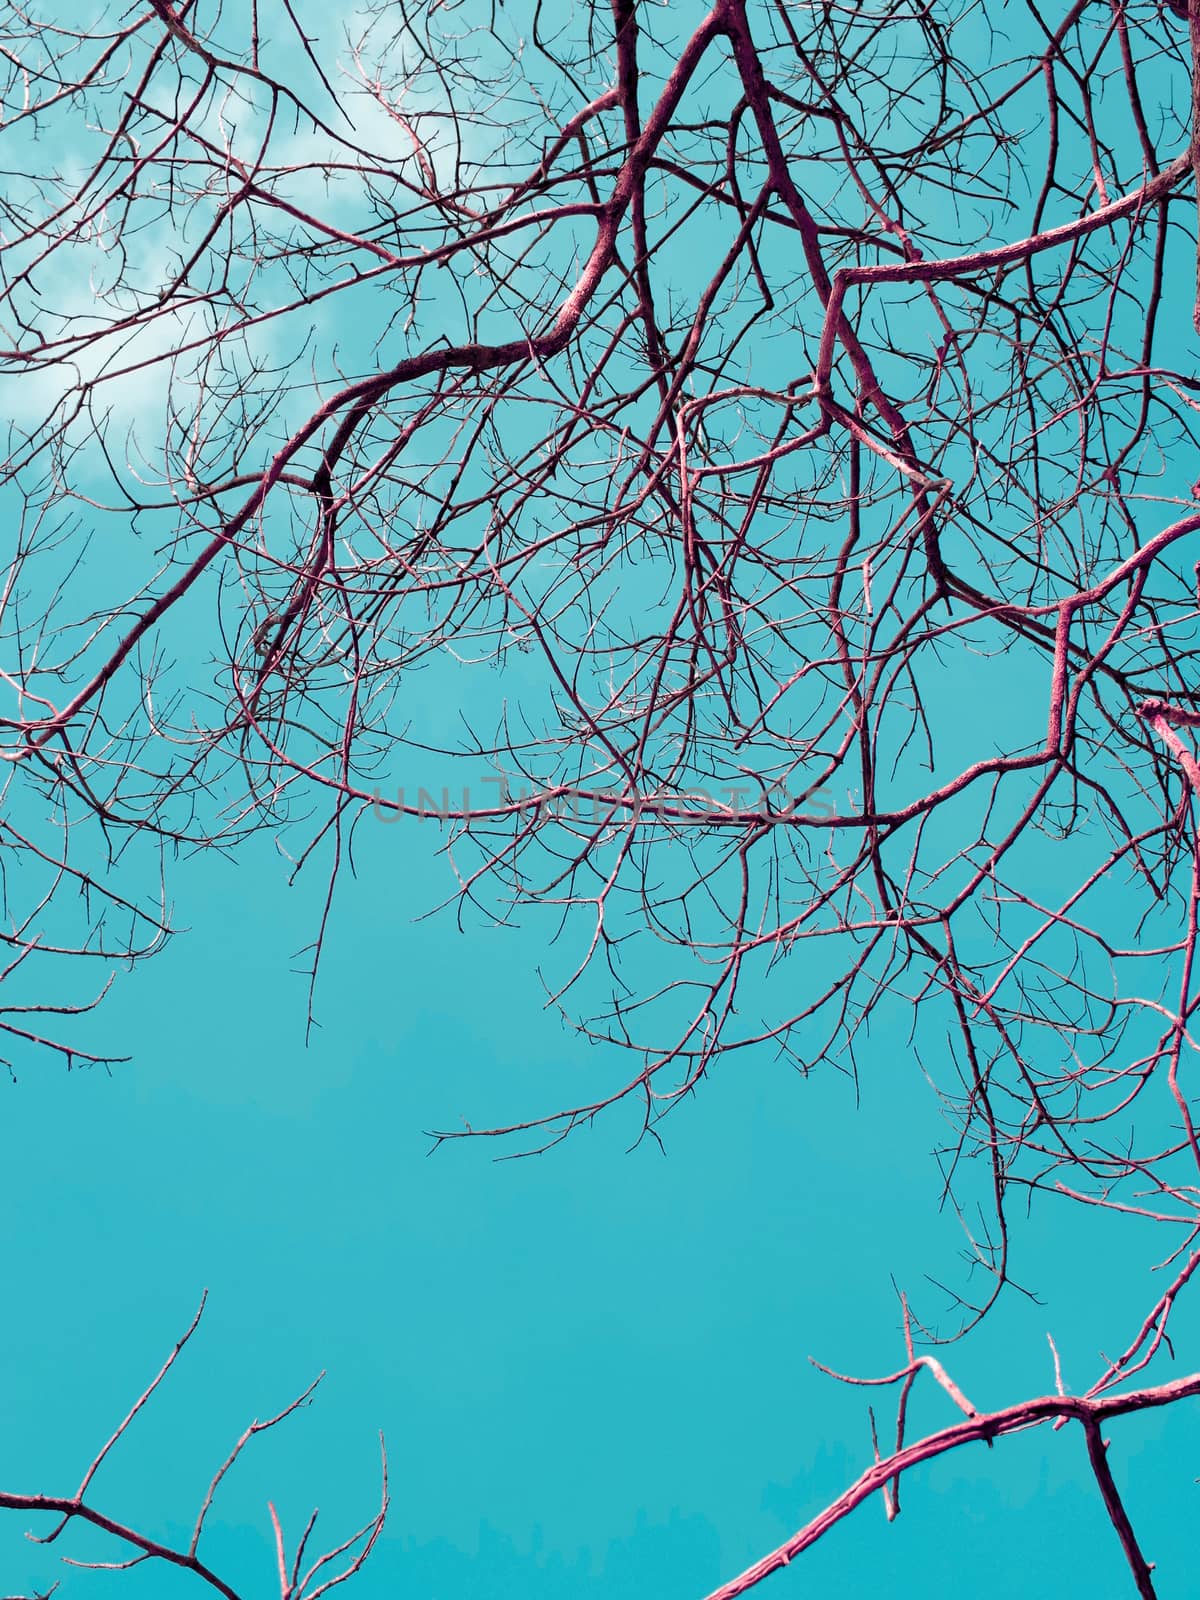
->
[3,2,1200,1597]
[2,814,1198,1597]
